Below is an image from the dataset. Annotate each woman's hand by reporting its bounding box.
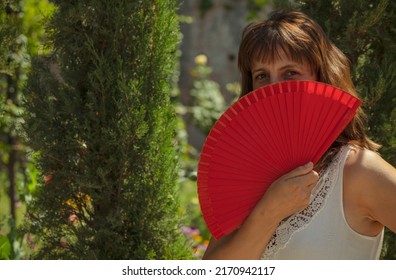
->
[203,162,319,260]
[252,162,319,225]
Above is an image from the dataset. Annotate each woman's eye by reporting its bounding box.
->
[285,71,298,78]
[255,73,269,81]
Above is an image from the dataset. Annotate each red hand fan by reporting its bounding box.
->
[197,80,362,239]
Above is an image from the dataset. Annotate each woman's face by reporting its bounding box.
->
[251,56,317,90]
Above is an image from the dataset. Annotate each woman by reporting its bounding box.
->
[202,9,396,260]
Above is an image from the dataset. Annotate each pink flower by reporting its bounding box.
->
[26,234,36,250]
[44,174,53,184]
[181,226,200,236]
[60,240,68,248]
[68,214,78,223]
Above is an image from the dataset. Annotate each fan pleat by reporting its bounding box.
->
[197,80,361,239]
[247,101,285,168]
[211,128,278,174]
[256,95,289,169]
[286,84,297,165]
[275,90,293,164]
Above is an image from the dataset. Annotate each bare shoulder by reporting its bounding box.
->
[344,146,395,183]
[343,145,396,233]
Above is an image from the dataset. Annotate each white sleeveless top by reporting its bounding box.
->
[261,145,384,260]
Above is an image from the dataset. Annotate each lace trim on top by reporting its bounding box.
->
[261,145,349,259]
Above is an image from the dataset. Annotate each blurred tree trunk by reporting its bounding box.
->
[1,1,22,223]
[1,0,54,259]
[6,73,19,221]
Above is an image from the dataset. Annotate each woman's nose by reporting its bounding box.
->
[270,75,284,84]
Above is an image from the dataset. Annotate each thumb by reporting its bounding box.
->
[282,162,314,180]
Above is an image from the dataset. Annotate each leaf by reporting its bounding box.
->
[0,235,11,260]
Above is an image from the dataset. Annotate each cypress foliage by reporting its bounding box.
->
[24,0,190,259]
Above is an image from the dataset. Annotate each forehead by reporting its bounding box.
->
[250,47,312,71]
[249,43,305,67]
[252,58,298,70]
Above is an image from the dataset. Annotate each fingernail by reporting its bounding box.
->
[304,162,313,168]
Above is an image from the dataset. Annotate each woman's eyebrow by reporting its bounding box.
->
[278,63,301,70]
[251,67,267,74]
[252,63,302,74]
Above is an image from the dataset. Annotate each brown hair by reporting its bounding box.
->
[237,9,380,169]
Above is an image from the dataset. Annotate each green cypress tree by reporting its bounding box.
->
[273,0,396,260]
[24,0,190,259]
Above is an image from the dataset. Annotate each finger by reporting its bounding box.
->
[286,170,319,188]
[307,171,319,186]
[306,181,317,192]
[281,162,314,180]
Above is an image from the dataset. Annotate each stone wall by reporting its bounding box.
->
[178,0,270,149]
